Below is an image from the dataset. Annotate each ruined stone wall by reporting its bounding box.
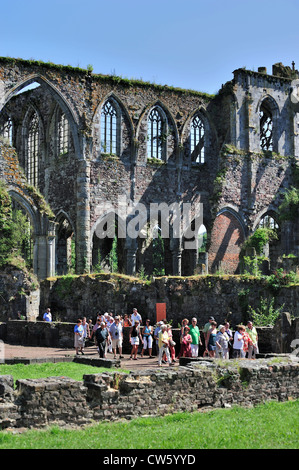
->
[38,273,299,326]
[0,265,39,322]
[233,68,296,156]
[0,358,298,430]
[0,58,298,278]
[208,148,295,272]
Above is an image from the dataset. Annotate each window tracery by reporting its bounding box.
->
[27,112,39,186]
[147,107,165,160]
[259,214,279,230]
[260,102,273,151]
[190,114,205,163]
[58,113,69,155]
[101,100,117,154]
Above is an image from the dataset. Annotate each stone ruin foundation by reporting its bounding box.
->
[0,355,298,430]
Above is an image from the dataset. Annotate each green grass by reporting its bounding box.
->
[0,362,129,384]
[0,363,298,449]
[0,400,298,449]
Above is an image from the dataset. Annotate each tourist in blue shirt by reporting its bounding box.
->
[43,308,52,322]
[74,318,84,355]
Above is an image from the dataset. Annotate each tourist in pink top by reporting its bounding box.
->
[180,326,192,358]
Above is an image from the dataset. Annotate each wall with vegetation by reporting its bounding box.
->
[39,273,299,327]
[0,357,298,430]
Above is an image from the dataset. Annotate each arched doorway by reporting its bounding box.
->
[209,209,246,274]
[91,213,126,273]
[55,212,75,275]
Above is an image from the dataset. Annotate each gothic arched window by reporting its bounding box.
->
[27,112,39,187]
[1,117,13,146]
[259,214,279,230]
[101,100,118,155]
[58,112,69,156]
[260,100,273,151]
[147,107,165,160]
[190,114,205,163]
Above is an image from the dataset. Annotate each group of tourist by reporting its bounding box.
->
[71,309,259,364]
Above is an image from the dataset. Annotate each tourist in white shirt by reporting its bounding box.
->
[233,325,246,358]
[131,308,142,326]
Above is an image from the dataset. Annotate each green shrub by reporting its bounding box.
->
[248,297,284,326]
[279,186,299,222]
[243,228,278,256]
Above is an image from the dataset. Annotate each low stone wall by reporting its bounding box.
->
[2,320,74,348]
[0,357,298,430]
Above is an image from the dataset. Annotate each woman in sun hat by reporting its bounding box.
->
[215,325,230,359]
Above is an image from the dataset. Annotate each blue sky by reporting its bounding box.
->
[1,0,299,94]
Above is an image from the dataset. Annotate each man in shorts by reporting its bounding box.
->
[109,316,124,359]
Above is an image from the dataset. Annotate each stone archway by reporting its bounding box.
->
[209,209,246,274]
[55,211,75,275]
[9,189,56,279]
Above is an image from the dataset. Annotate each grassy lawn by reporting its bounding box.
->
[0,398,298,449]
[0,363,298,449]
[0,362,129,383]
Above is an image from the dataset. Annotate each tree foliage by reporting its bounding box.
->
[0,181,31,267]
[242,227,278,256]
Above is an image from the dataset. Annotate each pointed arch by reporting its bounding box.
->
[92,92,134,135]
[181,106,217,165]
[8,188,56,279]
[256,95,280,152]
[209,207,247,274]
[252,208,280,232]
[2,75,81,156]
[90,210,126,273]
[92,92,134,159]
[54,210,76,275]
[147,106,165,160]
[136,100,178,163]
[255,94,280,115]
[137,99,179,144]
[8,188,41,234]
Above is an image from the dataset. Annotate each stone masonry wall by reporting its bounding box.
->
[39,273,299,326]
[2,57,298,279]
[0,358,298,430]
